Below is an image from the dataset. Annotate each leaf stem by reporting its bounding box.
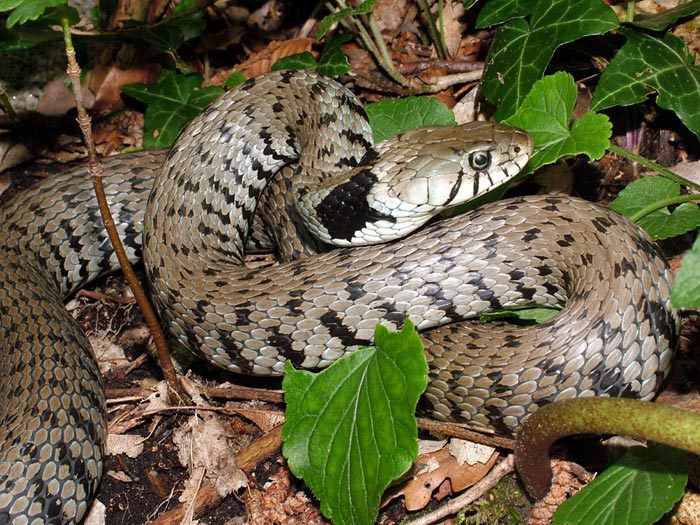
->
[629,193,700,222]
[608,143,700,191]
[514,398,700,499]
[418,0,448,60]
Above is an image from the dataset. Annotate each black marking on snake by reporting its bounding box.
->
[556,234,575,248]
[577,253,590,265]
[522,228,541,242]
[338,92,367,120]
[340,128,373,151]
[345,280,367,301]
[243,102,256,117]
[482,231,500,250]
[591,216,613,234]
[316,169,396,242]
[319,310,367,346]
[375,302,406,324]
[318,112,338,127]
[278,69,296,84]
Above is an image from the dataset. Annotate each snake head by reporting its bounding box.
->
[303,122,532,246]
[363,122,533,242]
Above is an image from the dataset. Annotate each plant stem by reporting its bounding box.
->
[418,0,448,59]
[330,0,408,85]
[58,6,186,405]
[514,398,700,499]
[629,193,700,222]
[609,143,700,191]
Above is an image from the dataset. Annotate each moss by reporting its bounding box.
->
[456,476,529,525]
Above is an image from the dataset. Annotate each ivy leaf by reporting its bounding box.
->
[282,321,428,525]
[122,70,224,148]
[627,0,700,31]
[365,97,456,143]
[553,444,687,525]
[481,0,618,120]
[0,0,78,28]
[224,70,247,89]
[316,0,376,40]
[591,29,700,139]
[317,33,352,77]
[502,72,612,173]
[476,0,533,28]
[672,234,700,308]
[272,51,317,71]
[609,176,700,240]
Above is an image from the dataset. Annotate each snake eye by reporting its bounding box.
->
[469,151,491,171]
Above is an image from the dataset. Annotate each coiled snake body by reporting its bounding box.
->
[0,70,677,524]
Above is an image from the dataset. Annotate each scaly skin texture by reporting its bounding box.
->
[0,70,676,523]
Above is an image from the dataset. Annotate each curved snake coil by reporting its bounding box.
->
[0,70,677,524]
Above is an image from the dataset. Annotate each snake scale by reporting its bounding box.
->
[0,70,678,524]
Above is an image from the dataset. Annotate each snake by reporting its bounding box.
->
[0,69,678,524]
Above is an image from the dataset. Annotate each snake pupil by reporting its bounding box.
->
[469,151,491,170]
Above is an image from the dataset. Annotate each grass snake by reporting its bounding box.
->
[0,70,678,523]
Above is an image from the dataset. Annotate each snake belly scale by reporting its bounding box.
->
[0,70,677,523]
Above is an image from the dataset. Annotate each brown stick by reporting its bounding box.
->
[60,15,186,406]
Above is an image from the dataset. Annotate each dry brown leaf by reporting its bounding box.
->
[234,408,284,432]
[669,160,700,189]
[35,79,95,116]
[245,468,329,525]
[87,63,161,117]
[236,38,315,79]
[383,442,499,511]
[107,434,145,458]
[173,412,248,501]
[373,0,412,34]
[0,141,31,174]
[441,0,466,59]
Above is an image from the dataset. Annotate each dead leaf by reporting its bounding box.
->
[0,140,31,173]
[35,79,95,116]
[233,408,285,432]
[236,38,315,79]
[441,0,466,59]
[87,63,161,117]
[173,412,248,501]
[449,438,497,466]
[107,434,145,458]
[383,441,499,511]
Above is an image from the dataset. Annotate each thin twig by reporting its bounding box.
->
[58,7,187,406]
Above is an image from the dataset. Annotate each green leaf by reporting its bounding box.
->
[627,0,700,31]
[282,321,428,525]
[481,306,560,324]
[318,33,352,77]
[0,22,62,50]
[672,234,700,308]
[1,0,75,28]
[476,0,533,28]
[316,0,376,40]
[502,72,612,173]
[272,51,317,71]
[591,29,700,139]
[609,176,700,240]
[121,10,205,53]
[224,70,247,88]
[121,70,224,148]
[365,97,456,143]
[553,444,687,525]
[481,0,618,120]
